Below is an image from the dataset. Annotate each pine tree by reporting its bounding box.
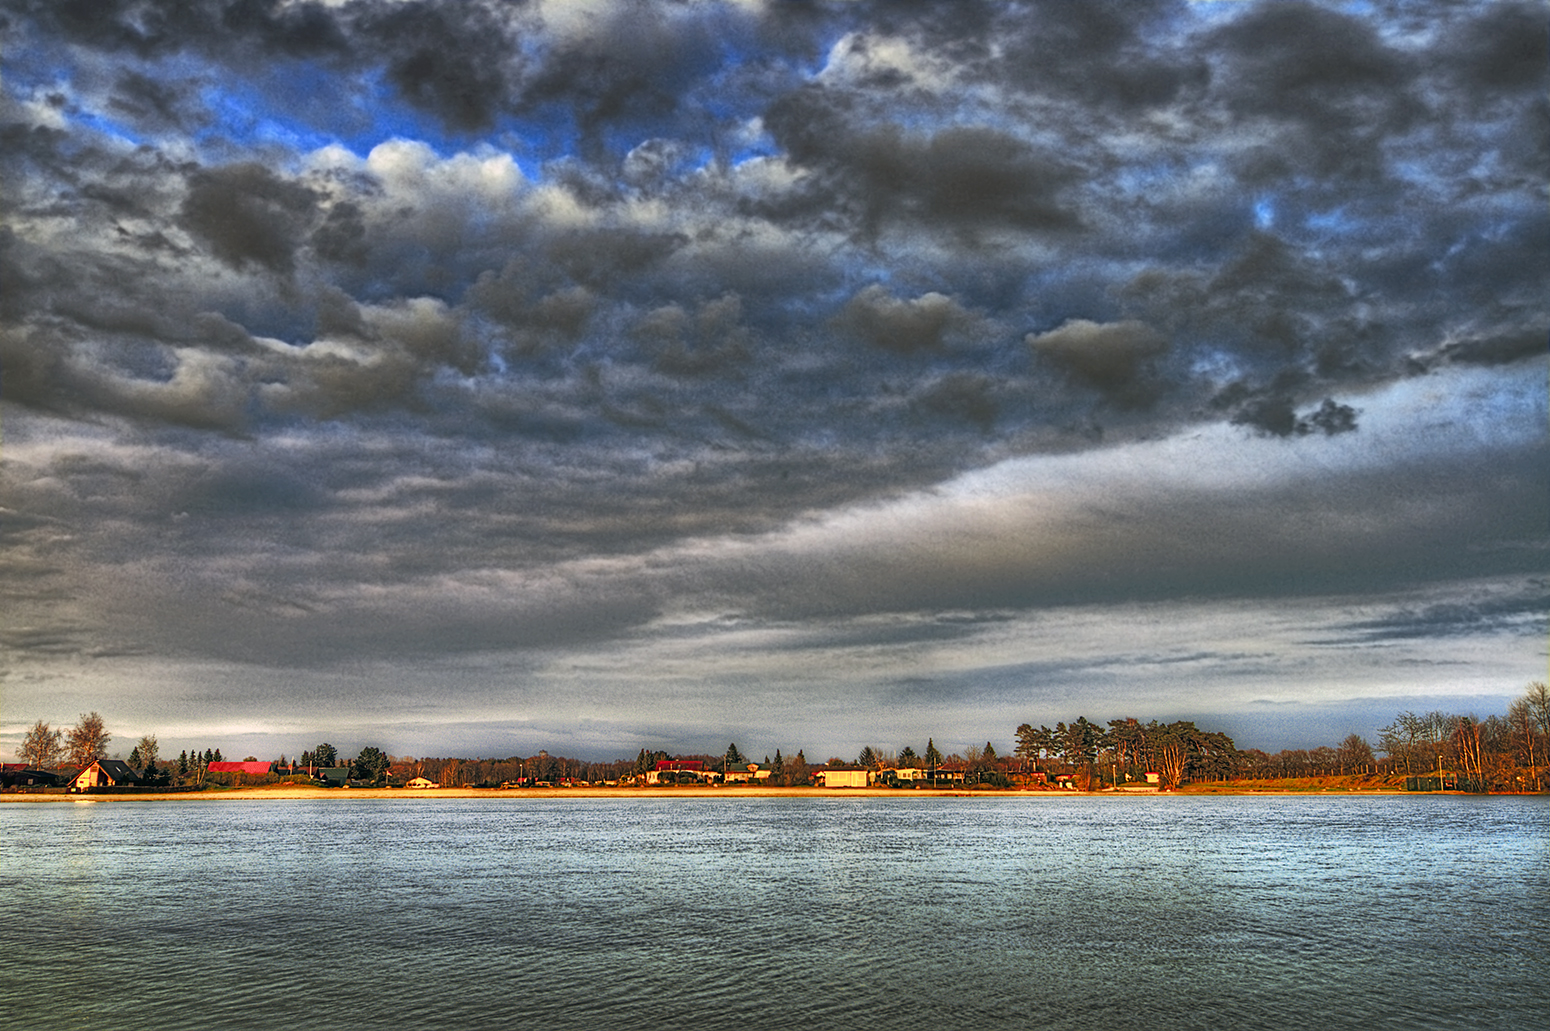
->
[925,738,943,769]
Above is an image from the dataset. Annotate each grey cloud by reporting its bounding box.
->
[179,162,319,274]
[914,373,1000,433]
[1439,2,1548,99]
[990,0,1205,113]
[517,6,731,153]
[364,0,525,133]
[6,0,351,62]
[1228,394,1357,439]
[1207,2,1420,185]
[834,286,970,354]
[1028,319,1167,406]
[107,70,207,133]
[762,89,1080,240]
[636,294,752,379]
[1322,581,1550,644]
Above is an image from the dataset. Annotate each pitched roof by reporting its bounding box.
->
[208,761,272,774]
[654,759,705,771]
[77,759,141,784]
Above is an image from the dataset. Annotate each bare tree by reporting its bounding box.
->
[1507,698,1540,792]
[1337,734,1375,775]
[66,712,111,767]
[19,721,65,768]
[1525,682,1550,737]
[1157,735,1186,790]
[136,734,160,770]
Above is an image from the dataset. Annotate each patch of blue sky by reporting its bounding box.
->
[1253,197,1275,229]
[60,106,151,149]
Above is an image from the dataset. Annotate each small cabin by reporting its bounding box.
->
[816,768,870,788]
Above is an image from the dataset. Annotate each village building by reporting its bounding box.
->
[722,763,773,784]
[207,761,273,776]
[69,759,141,791]
[646,759,709,785]
[405,777,437,789]
[815,767,870,788]
[0,764,65,788]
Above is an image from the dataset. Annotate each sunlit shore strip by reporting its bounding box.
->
[2,783,1430,801]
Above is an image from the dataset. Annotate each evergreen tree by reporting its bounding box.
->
[725,742,746,766]
[212,748,223,762]
[924,738,943,769]
[128,745,143,771]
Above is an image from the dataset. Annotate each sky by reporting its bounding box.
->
[1,0,1545,765]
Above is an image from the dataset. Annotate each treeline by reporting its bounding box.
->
[1011,718,1237,790]
[1008,683,1549,792]
[14,683,1549,793]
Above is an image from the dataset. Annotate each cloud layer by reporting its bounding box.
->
[2,0,1544,759]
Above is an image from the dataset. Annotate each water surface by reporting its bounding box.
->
[2,795,1544,1030]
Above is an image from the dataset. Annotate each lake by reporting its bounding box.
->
[1,794,1545,1030]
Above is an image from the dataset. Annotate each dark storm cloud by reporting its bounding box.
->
[362,0,526,133]
[4,0,351,62]
[516,4,732,151]
[179,162,320,274]
[761,92,1082,240]
[1207,1,1420,184]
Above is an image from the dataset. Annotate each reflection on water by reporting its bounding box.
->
[2,795,1545,1030]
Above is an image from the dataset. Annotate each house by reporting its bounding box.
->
[723,763,773,784]
[0,765,64,788]
[315,767,350,787]
[405,777,437,789]
[928,764,966,785]
[647,759,708,785]
[208,761,273,776]
[69,759,141,791]
[815,767,870,788]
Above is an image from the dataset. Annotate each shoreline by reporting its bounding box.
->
[0,783,1463,802]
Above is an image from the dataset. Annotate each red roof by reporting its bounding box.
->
[653,759,705,771]
[208,761,272,774]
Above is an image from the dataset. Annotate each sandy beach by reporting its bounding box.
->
[1,781,1421,801]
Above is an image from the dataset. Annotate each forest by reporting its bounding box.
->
[12,682,1548,793]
